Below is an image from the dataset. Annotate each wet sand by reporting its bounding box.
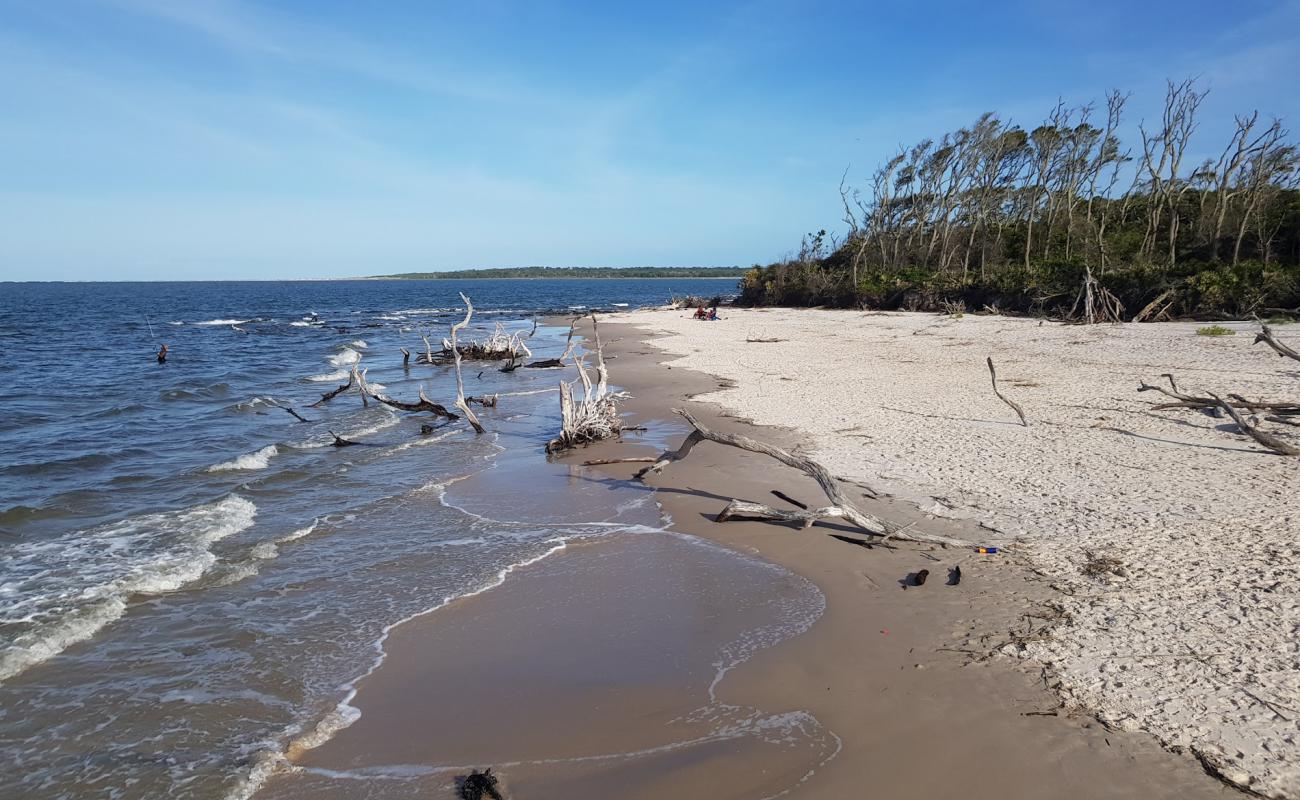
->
[265,316,1237,799]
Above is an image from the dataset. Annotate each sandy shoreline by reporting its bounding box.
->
[260,310,1271,798]
[606,307,1299,797]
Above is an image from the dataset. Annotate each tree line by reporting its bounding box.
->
[739,79,1300,319]
[380,266,745,280]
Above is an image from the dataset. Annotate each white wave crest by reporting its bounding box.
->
[207,445,279,472]
[328,348,361,367]
[290,321,320,328]
[0,496,257,683]
[195,318,250,326]
[309,369,348,382]
[349,339,368,349]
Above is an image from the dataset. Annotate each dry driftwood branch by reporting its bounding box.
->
[452,293,485,434]
[309,372,356,407]
[465,394,499,408]
[633,409,966,547]
[1132,289,1174,323]
[1209,392,1300,456]
[278,405,310,423]
[351,365,458,419]
[328,431,359,447]
[1255,322,1300,363]
[987,357,1028,426]
[1138,376,1300,414]
[546,315,622,453]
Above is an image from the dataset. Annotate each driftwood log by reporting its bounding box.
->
[451,294,485,434]
[621,409,965,547]
[1138,375,1300,415]
[987,357,1028,426]
[352,365,458,419]
[1209,392,1300,456]
[1255,322,1300,363]
[309,372,355,407]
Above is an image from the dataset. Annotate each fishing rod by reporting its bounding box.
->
[144,314,156,340]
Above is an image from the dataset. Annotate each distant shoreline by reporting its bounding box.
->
[2,275,744,284]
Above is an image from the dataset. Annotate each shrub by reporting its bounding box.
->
[1195,325,1235,336]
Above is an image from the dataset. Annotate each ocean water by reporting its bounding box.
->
[0,279,827,799]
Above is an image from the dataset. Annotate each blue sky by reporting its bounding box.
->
[2,0,1298,281]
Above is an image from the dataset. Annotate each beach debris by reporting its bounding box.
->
[328,431,359,447]
[976,546,999,554]
[351,365,460,420]
[1135,374,1300,454]
[1254,321,1300,362]
[308,371,355,407]
[451,293,486,433]
[1209,392,1299,456]
[442,318,536,363]
[457,768,504,800]
[546,314,623,453]
[464,394,499,408]
[948,566,962,585]
[771,489,809,509]
[277,405,309,423]
[614,409,966,546]
[986,357,1028,426]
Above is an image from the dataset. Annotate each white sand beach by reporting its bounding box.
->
[610,307,1300,797]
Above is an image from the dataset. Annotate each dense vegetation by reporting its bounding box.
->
[379,266,744,280]
[739,80,1300,320]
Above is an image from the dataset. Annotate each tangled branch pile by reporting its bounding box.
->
[441,320,535,362]
[1137,324,1300,455]
[545,315,622,453]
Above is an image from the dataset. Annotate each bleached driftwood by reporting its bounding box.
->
[625,409,965,547]
[525,317,582,370]
[1138,375,1300,415]
[1255,322,1300,363]
[987,357,1028,426]
[443,319,536,362]
[1132,289,1175,323]
[352,365,458,419]
[1209,392,1300,456]
[451,293,485,434]
[546,315,622,453]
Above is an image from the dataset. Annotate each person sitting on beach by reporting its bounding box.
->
[707,307,719,321]
[693,305,708,320]
[157,344,168,364]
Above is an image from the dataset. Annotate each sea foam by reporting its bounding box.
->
[207,445,279,472]
[0,495,257,683]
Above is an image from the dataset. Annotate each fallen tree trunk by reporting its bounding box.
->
[626,409,965,547]
[352,365,458,419]
[987,357,1028,426]
[1139,377,1300,414]
[452,293,485,434]
[1132,289,1174,323]
[1210,392,1300,456]
[1255,322,1300,363]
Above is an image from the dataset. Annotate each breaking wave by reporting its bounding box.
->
[207,445,279,472]
[0,496,258,683]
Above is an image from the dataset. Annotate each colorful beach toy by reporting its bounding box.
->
[976,546,999,554]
